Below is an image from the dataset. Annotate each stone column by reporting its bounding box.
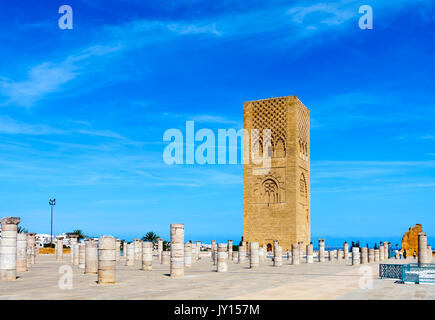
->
[360,247,368,264]
[292,244,300,265]
[158,239,163,263]
[319,239,325,262]
[162,251,169,264]
[352,247,360,266]
[73,243,80,266]
[379,244,385,261]
[238,245,246,263]
[85,240,98,274]
[98,236,116,284]
[184,242,192,268]
[273,240,279,254]
[344,242,349,260]
[262,244,267,257]
[16,233,27,272]
[134,239,142,262]
[337,249,343,261]
[123,241,128,260]
[217,243,228,272]
[285,250,290,261]
[384,242,389,260]
[69,235,78,264]
[55,236,64,261]
[374,249,380,262]
[273,246,282,267]
[259,245,265,262]
[211,240,217,266]
[79,243,86,269]
[418,233,428,264]
[428,246,432,262]
[0,217,20,280]
[115,239,121,262]
[123,243,129,265]
[196,241,201,260]
[170,223,184,278]
[191,243,197,263]
[327,250,332,261]
[307,243,314,264]
[126,243,135,266]
[142,241,153,271]
[369,248,375,263]
[249,242,259,268]
[26,233,36,267]
[228,240,233,260]
[298,242,304,261]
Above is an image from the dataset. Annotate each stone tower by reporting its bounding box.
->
[243,96,310,251]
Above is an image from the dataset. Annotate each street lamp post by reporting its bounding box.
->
[49,198,56,248]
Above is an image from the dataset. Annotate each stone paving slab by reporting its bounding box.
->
[0,255,433,300]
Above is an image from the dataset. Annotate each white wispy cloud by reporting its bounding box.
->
[287,2,356,27]
[0,42,125,107]
[309,91,435,131]
[398,182,435,188]
[313,160,435,167]
[76,129,126,140]
[0,62,78,107]
[1,0,428,108]
[192,114,240,125]
[311,159,435,194]
[312,162,435,186]
[161,112,240,125]
[0,18,219,107]
[0,116,127,141]
[420,135,435,140]
[167,22,221,36]
[0,116,65,135]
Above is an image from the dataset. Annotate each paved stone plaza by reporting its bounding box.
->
[0,254,433,300]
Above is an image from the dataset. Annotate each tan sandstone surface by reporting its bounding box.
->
[0,254,433,300]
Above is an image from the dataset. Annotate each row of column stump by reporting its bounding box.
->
[0,217,37,280]
[1,217,432,283]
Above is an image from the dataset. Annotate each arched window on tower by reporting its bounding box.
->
[263,179,279,204]
[299,140,303,159]
[305,143,308,160]
[275,138,286,158]
[252,138,263,161]
[300,174,307,199]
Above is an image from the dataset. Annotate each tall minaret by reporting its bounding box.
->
[243,96,310,251]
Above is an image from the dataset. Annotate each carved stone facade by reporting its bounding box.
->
[243,96,310,251]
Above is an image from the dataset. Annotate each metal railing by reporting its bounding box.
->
[379,264,404,280]
[380,263,435,284]
[402,263,435,284]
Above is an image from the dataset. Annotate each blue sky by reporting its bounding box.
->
[0,0,434,245]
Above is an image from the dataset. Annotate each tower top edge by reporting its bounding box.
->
[244,95,309,110]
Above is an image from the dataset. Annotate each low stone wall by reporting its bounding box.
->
[38,248,71,255]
